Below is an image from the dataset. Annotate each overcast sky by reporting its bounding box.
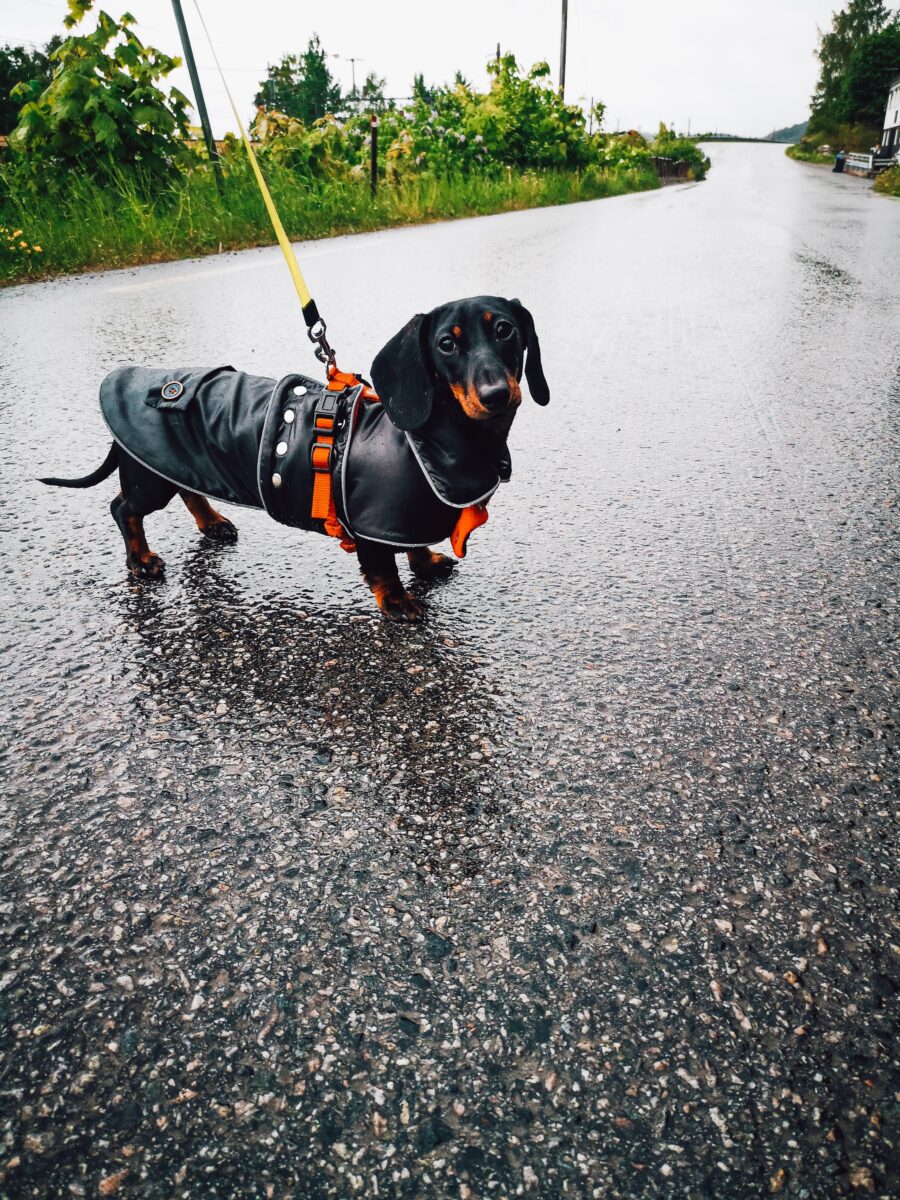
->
[6,0,844,138]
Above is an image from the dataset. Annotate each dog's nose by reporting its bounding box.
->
[479,382,511,413]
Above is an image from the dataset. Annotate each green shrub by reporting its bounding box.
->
[786,143,835,164]
[874,163,900,194]
[9,0,190,186]
[649,124,710,179]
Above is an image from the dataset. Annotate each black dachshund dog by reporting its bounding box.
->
[40,296,549,621]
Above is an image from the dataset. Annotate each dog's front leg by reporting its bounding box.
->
[407,547,456,579]
[356,538,424,622]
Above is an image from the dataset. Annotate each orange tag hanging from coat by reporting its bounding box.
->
[450,503,489,558]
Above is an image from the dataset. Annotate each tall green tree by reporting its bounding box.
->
[254,35,342,124]
[0,38,62,133]
[810,0,895,131]
[359,70,390,112]
[411,73,434,104]
[839,20,900,127]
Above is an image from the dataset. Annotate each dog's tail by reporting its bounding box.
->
[38,442,119,488]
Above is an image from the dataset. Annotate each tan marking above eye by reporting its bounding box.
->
[452,325,461,337]
[483,311,493,321]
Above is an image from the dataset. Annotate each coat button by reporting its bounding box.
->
[161,380,184,400]
[283,409,295,423]
[275,441,288,455]
[272,472,282,488]
[293,385,307,397]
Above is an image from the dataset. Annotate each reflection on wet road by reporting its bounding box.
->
[1,145,898,1198]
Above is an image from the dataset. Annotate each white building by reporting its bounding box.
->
[882,74,900,155]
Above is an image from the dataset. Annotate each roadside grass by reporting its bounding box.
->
[0,160,660,284]
[873,165,900,196]
[785,144,834,165]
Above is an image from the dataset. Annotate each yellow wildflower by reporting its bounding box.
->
[33,245,42,253]
[12,229,23,238]
[20,240,28,249]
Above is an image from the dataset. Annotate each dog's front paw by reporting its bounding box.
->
[201,517,239,543]
[129,553,166,580]
[374,583,425,623]
[408,549,456,580]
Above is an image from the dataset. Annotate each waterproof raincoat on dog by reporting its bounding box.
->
[99,366,509,548]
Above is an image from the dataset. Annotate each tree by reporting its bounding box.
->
[838,20,900,128]
[810,0,895,131]
[254,35,342,124]
[0,37,61,133]
[359,70,390,112]
[411,73,434,104]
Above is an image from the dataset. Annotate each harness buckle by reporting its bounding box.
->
[313,393,340,423]
[311,393,339,473]
[311,442,332,471]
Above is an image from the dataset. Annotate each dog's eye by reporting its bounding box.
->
[495,320,514,340]
[437,334,456,354]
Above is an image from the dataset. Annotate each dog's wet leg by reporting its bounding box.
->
[179,491,238,543]
[407,546,456,579]
[112,501,166,580]
[357,538,424,622]
[113,453,176,580]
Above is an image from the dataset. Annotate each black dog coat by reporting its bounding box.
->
[100,366,510,548]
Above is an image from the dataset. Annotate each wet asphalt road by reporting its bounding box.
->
[1,144,898,1199]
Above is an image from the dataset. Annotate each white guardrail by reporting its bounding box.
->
[843,151,897,173]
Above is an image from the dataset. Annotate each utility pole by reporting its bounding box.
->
[558,0,568,98]
[170,0,223,196]
[345,56,364,101]
[370,113,378,198]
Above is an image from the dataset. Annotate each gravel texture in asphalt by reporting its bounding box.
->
[0,144,897,1198]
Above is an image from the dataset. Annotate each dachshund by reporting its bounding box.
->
[40,296,549,621]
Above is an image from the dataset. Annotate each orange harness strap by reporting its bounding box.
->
[310,366,489,557]
[309,368,376,552]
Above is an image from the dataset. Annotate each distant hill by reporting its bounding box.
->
[765,121,808,143]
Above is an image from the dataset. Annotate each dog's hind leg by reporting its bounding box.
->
[179,491,238,543]
[112,500,167,580]
[113,453,176,580]
[356,538,424,622]
[407,547,456,579]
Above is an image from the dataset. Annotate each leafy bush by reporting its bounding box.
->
[241,59,708,187]
[650,124,711,179]
[873,163,900,193]
[9,0,190,185]
[0,34,708,283]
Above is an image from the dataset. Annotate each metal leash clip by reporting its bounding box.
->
[307,318,337,371]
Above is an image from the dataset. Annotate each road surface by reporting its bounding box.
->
[1,144,897,1198]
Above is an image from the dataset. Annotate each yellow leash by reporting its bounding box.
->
[190,0,335,367]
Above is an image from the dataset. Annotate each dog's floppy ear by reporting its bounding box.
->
[371,313,434,431]
[509,299,550,406]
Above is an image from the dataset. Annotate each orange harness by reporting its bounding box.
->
[309,365,489,559]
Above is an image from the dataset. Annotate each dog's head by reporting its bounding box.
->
[370,296,550,432]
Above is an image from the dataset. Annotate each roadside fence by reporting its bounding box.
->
[650,155,691,181]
